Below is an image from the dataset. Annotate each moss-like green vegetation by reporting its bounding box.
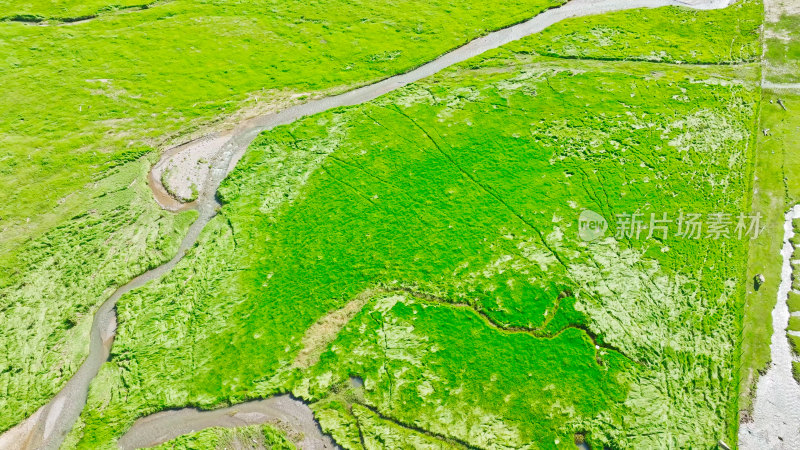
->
[790,334,800,357]
[789,317,800,333]
[774,93,800,205]
[297,293,631,448]
[739,93,785,412]
[350,403,462,449]
[740,88,800,412]
[0,156,197,433]
[314,394,466,450]
[151,423,295,450]
[1,0,570,433]
[0,0,152,22]
[65,215,237,447]
[515,0,762,63]
[0,0,565,268]
[764,15,800,83]
[793,361,800,383]
[71,27,760,445]
[314,379,469,449]
[789,292,800,313]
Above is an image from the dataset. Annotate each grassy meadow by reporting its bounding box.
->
[0,0,152,21]
[739,0,800,405]
[0,0,566,266]
[150,424,295,450]
[1,0,778,447]
[524,0,762,63]
[764,14,800,83]
[767,90,800,385]
[0,157,197,432]
[70,15,761,445]
[1,0,571,432]
[738,89,786,413]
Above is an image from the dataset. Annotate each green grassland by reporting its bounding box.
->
[794,247,800,292]
[788,292,800,312]
[740,88,800,408]
[519,0,762,63]
[764,14,800,83]
[150,424,295,450]
[0,0,566,267]
[299,292,631,448]
[314,391,470,449]
[791,335,800,355]
[0,0,153,21]
[62,211,240,446]
[69,28,761,446]
[774,93,800,205]
[1,0,574,433]
[1,0,768,447]
[348,402,464,449]
[738,90,785,414]
[788,316,800,332]
[0,157,196,433]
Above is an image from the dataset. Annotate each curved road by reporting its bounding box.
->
[0,0,734,448]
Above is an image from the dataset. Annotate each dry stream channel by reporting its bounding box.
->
[739,205,800,449]
[0,0,737,448]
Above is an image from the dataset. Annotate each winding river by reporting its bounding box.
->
[117,395,337,450]
[0,0,735,448]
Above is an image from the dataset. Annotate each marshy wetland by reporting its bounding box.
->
[3,0,800,448]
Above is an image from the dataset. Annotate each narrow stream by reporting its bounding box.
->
[117,395,336,450]
[0,0,734,448]
[739,205,800,448]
